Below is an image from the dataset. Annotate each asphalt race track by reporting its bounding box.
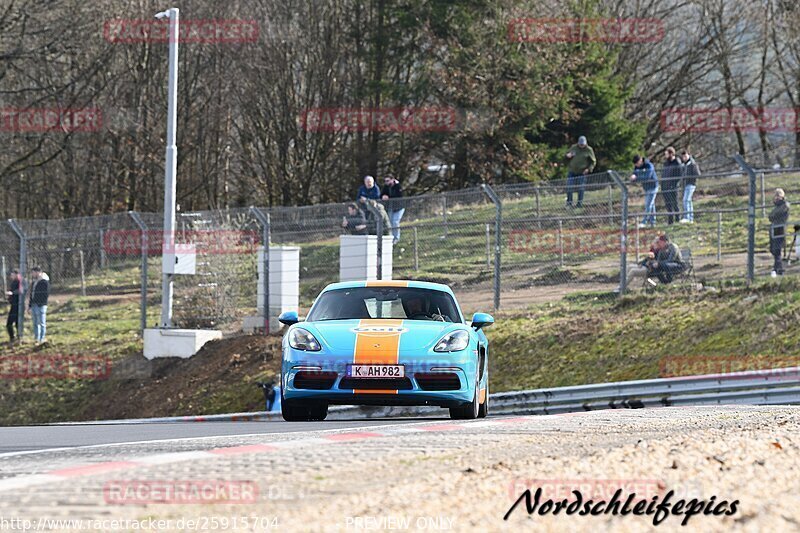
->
[0,417,441,454]
[0,406,798,532]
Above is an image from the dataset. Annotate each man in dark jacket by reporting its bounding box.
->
[5,269,24,343]
[29,266,49,343]
[769,188,790,276]
[648,235,685,284]
[679,150,700,223]
[342,203,368,235]
[381,175,404,244]
[630,155,659,227]
[356,175,391,234]
[661,147,682,225]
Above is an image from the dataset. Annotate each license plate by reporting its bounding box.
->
[346,365,405,378]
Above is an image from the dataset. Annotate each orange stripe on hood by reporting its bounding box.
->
[365,280,409,288]
[353,318,404,394]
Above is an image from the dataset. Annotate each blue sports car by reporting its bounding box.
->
[278,280,494,421]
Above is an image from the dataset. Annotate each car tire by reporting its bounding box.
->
[281,385,328,422]
[478,381,488,419]
[282,398,328,422]
[449,376,479,420]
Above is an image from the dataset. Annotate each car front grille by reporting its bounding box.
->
[339,377,413,390]
[415,372,461,391]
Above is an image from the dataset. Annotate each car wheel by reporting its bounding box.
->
[282,398,328,422]
[478,381,488,419]
[449,375,479,420]
[281,385,328,422]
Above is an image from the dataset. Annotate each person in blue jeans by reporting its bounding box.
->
[29,266,49,343]
[680,149,700,223]
[630,155,659,228]
[564,136,596,208]
[381,175,404,244]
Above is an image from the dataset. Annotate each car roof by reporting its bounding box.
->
[320,280,455,297]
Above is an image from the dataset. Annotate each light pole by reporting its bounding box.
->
[155,7,179,327]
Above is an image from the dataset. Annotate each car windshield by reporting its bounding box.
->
[307,287,461,323]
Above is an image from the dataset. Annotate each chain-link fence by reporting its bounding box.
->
[0,159,797,346]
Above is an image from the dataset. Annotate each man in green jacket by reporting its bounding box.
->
[565,136,597,208]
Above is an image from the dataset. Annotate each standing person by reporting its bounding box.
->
[564,136,596,208]
[630,155,659,228]
[769,188,790,277]
[381,175,404,244]
[29,266,49,344]
[680,150,700,223]
[356,175,391,234]
[5,269,23,343]
[661,147,682,225]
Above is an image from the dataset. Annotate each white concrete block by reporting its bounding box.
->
[339,235,393,281]
[143,328,222,359]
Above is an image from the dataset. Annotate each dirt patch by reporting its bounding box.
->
[86,334,282,420]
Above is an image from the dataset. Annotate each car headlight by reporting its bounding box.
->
[288,328,322,351]
[434,330,470,352]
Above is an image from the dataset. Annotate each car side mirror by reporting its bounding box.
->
[471,312,494,330]
[278,311,300,326]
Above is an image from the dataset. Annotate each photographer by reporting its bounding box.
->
[769,188,790,277]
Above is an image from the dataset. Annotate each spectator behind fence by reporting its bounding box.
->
[680,150,700,223]
[564,135,596,208]
[381,175,404,244]
[630,155,659,228]
[5,269,24,343]
[356,175,391,234]
[769,188,790,277]
[649,234,686,284]
[342,202,368,235]
[29,266,49,344]
[661,147,682,225]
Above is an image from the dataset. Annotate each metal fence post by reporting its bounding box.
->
[442,196,448,237]
[250,207,271,334]
[760,172,766,217]
[376,214,383,280]
[79,250,86,297]
[558,220,564,267]
[607,184,613,215]
[535,186,541,229]
[129,211,148,332]
[734,154,756,284]
[717,212,722,262]
[607,171,629,294]
[8,219,25,339]
[480,184,501,310]
[635,219,640,263]
[485,223,491,268]
[1,256,6,294]
[99,229,106,269]
[413,227,419,271]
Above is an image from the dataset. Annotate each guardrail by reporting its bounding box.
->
[323,366,800,419]
[52,366,800,424]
